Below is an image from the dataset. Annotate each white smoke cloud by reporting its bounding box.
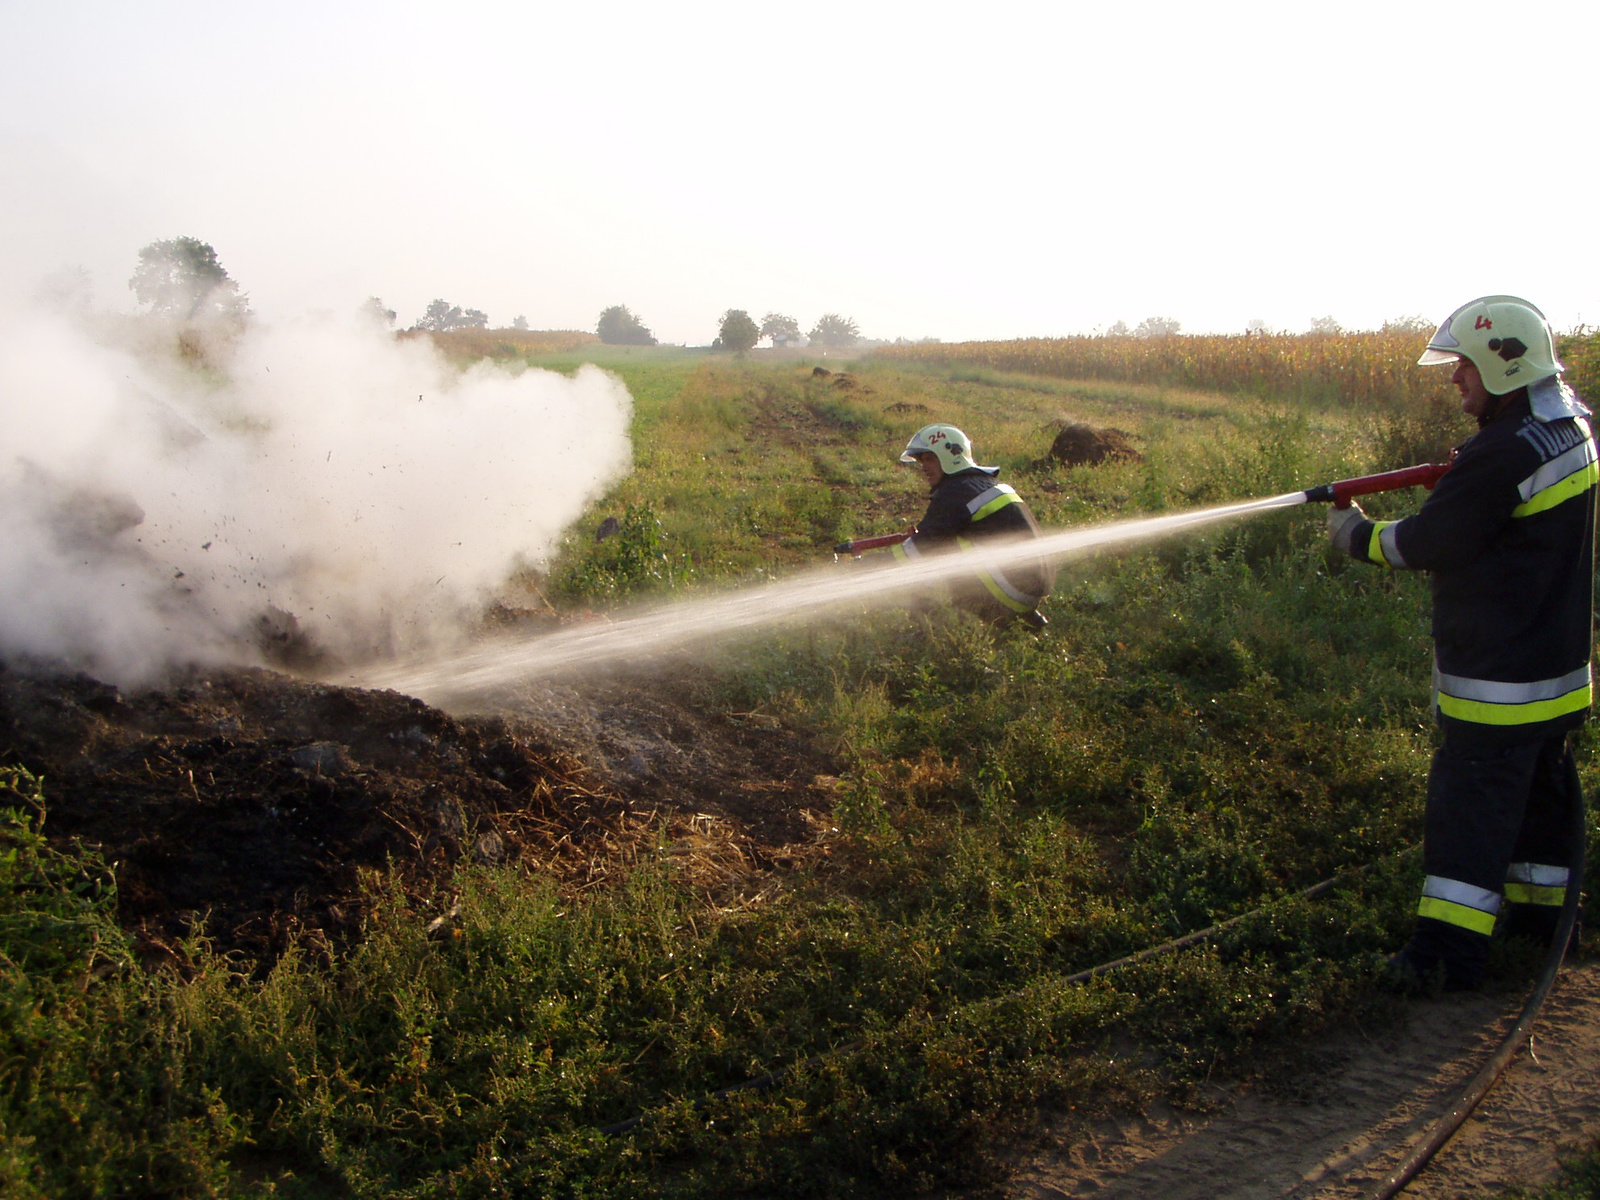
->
[0,304,632,684]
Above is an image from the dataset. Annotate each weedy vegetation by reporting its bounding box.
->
[6,333,1599,1197]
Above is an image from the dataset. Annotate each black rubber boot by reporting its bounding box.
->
[1380,946,1483,995]
[1501,903,1582,954]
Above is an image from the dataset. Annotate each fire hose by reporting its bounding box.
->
[1302,455,1454,507]
[832,456,1455,559]
[833,532,910,558]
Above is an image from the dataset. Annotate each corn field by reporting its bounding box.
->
[400,326,600,362]
[876,329,1600,412]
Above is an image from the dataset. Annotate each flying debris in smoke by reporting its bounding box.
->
[0,297,634,685]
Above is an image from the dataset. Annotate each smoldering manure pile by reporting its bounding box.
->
[1,663,840,963]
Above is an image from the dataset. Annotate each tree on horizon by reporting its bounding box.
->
[808,313,859,349]
[716,309,760,354]
[760,312,802,347]
[128,236,249,321]
[597,305,657,346]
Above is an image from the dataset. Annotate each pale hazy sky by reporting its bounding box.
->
[4,0,1596,344]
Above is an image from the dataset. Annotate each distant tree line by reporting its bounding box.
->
[593,304,865,351]
[111,239,1439,350]
[414,300,488,333]
[114,241,871,352]
[359,298,537,333]
[719,310,861,351]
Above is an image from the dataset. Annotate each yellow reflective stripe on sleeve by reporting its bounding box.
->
[1365,520,1399,567]
[1417,896,1498,935]
[1378,523,1407,568]
[1512,460,1598,517]
[1436,679,1592,726]
[891,541,913,562]
[1503,882,1566,907]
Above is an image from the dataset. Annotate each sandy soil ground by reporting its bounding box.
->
[1004,960,1600,1199]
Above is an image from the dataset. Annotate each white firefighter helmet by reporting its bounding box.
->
[1417,295,1564,396]
[899,424,997,475]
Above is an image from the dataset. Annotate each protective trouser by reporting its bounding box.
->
[1408,731,1581,984]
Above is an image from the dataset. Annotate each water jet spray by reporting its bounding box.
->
[355,491,1303,704]
[355,459,1455,706]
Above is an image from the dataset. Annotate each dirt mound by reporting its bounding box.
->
[1048,422,1141,466]
[0,660,837,964]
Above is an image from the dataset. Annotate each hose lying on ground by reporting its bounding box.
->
[1362,779,1587,1200]
[598,860,1388,1136]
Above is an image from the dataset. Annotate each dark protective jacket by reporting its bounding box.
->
[1342,385,1597,744]
[893,467,1054,616]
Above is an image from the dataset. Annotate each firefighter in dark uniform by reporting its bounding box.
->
[893,423,1053,628]
[1327,295,1595,991]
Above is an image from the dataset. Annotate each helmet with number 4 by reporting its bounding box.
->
[899,424,997,475]
[1418,295,1563,396]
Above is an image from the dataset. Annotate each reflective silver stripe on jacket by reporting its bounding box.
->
[1510,438,1598,519]
[966,483,1020,520]
[1504,859,1569,906]
[1417,874,1501,934]
[1518,439,1596,501]
[1422,875,1501,914]
[1435,663,1592,705]
[1506,862,1570,887]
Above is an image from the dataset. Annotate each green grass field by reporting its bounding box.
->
[4,342,1597,1198]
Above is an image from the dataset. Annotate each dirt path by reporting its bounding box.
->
[1006,960,1600,1199]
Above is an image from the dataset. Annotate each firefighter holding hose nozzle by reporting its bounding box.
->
[1326,296,1596,992]
[881,423,1053,629]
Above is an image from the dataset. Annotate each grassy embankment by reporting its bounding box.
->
[4,334,1598,1198]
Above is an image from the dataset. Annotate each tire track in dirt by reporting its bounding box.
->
[1006,961,1600,1199]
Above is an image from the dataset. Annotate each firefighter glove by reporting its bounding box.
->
[1326,502,1366,555]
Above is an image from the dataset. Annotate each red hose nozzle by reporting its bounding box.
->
[1305,457,1454,508]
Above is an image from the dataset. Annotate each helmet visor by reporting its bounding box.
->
[1418,315,1461,367]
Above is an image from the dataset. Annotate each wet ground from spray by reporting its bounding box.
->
[0,662,839,965]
